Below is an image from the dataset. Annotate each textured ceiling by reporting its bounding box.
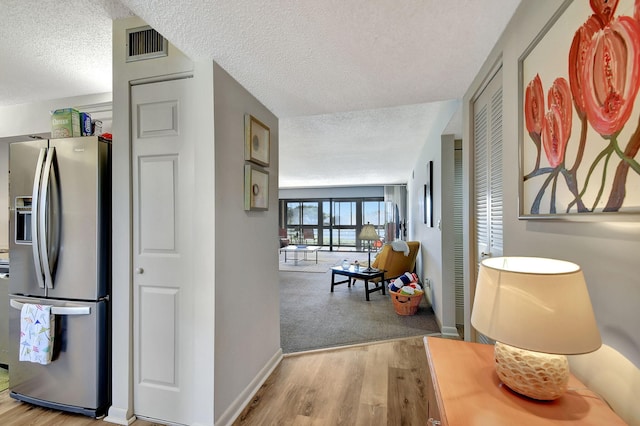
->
[0,0,132,106]
[280,100,460,187]
[0,0,522,188]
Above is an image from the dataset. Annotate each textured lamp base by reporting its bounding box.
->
[494,341,569,400]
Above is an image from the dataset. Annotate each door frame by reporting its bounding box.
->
[107,30,216,424]
[463,61,503,343]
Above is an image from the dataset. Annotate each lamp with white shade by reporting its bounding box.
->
[358,223,380,272]
[471,256,601,400]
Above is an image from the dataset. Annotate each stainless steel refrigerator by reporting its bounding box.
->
[8,136,110,417]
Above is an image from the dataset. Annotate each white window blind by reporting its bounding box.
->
[489,87,504,256]
[454,143,464,325]
[472,68,503,344]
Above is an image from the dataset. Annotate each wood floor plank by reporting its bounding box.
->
[233,336,430,425]
[387,339,429,425]
[325,350,366,426]
[0,336,432,425]
[354,344,388,425]
[0,390,164,425]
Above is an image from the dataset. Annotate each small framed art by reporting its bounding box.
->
[424,161,433,227]
[244,164,269,211]
[245,114,270,166]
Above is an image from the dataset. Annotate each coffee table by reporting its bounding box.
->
[330,266,386,301]
[280,245,320,264]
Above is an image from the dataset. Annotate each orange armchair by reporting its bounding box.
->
[370,241,420,283]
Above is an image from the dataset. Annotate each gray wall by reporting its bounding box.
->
[0,93,111,140]
[279,186,383,199]
[463,0,640,366]
[0,144,7,250]
[213,62,281,422]
[406,100,460,336]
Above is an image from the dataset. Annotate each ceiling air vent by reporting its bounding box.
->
[126,26,168,62]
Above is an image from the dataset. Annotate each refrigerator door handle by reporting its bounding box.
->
[31,148,47,289]
[39,147,60,290]
[10,299,91,316]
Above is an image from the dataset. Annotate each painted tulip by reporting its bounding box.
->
[569,15,603,118]
[541,106,569,168]
[582,16,640,137]
[524,74,544,136]
[547,78,572,141]
[590,0,619,25]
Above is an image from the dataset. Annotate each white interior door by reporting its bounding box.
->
[472,68,504,342]
[131,78,194,424]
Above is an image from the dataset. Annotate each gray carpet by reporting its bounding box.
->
[280,255,440,353]
[279,251,341,273]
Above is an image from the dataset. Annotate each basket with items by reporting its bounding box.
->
[388,272,424,316]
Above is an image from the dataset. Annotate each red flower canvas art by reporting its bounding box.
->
[521,0,640,216]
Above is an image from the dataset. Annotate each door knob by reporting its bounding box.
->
[135,267,144,274]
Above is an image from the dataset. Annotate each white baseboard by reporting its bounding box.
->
[433,312,460,340]
[215,347,283,426]
[104,407,136,425]
[441,326,460,338]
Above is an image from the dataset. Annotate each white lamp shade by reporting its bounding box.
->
[359,224,379,241]
[471,257,601,355]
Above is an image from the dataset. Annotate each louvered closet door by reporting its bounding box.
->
[472,68,504,341]
[454,141,464,325]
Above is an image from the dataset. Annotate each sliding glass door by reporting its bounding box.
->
[280,197,384,251]
[284,201,320,245]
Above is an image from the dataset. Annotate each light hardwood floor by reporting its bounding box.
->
[0,391,163,426]
[0,336,433,425]
[233,336,431,425]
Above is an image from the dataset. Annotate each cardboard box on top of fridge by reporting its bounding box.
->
[51,108,81,138]
[80,112,92,136]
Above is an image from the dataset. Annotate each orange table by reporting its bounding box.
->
[423,336,626,426]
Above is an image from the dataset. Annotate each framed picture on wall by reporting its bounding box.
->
[244,164,269,211]
[424,161,433,227]
[244,114,270,167]
[519,0,640,220]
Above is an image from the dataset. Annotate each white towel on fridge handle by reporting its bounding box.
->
[19,303,55,365]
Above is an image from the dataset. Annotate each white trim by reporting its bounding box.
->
[73,101,112,114]
[130,71,193,86]
[214,348,283,426]
[103,408,136,425]
[135,415,182,426]
[441,326,460,338]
